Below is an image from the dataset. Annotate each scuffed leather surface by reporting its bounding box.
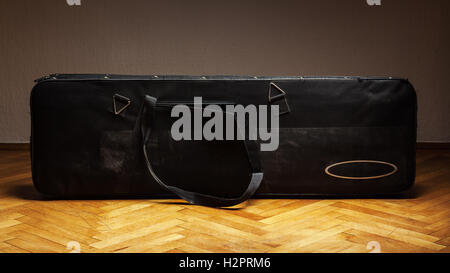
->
[30,76,417,197]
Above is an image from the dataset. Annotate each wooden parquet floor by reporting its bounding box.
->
[0,149,448,253]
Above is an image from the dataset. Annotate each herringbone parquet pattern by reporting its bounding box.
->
[0,149,448,253]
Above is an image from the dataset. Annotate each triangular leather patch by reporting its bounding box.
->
[268,82,291,115]
[113,94,131,115]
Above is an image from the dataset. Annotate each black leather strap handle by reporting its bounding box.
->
[140,95,264,208]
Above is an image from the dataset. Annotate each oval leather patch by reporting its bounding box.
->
[324,160,398,180]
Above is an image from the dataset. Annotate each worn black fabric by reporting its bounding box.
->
[30,75,417,200]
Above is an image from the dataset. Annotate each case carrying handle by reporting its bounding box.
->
[140,95,264,207]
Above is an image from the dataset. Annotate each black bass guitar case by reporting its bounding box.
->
[30,75,417,207]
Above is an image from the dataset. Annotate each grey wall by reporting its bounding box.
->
[0,0,449,143]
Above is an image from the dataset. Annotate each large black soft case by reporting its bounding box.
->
[30,74,417,206]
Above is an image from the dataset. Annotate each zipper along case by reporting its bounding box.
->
[30,74,417,206]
